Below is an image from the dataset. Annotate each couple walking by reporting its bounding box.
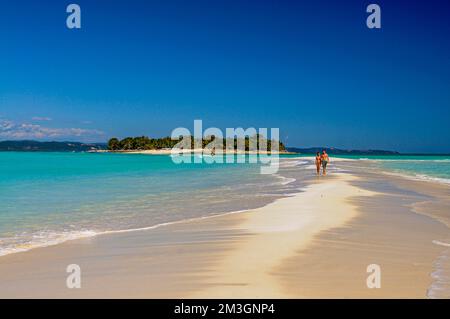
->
[315,150,330,176]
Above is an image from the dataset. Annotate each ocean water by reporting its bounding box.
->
[361,155,450,184]
[0,152,300,256]
[2,153,449,258]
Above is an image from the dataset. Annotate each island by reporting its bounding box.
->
[106,135,288,154]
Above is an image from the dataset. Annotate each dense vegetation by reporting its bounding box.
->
[107,135,286,152]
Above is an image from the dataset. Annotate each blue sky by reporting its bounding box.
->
[0,0,449,152]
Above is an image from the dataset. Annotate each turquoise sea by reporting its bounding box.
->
[0,152,296,256]
[367,156,450,184]
[0,152,449,257]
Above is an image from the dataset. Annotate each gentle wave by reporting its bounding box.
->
[381,170,450,185]
[279,160,308,167]
[367,159,450,163]
[0,230,98,257]
[274,174,297,185]
[413,174,450,185]
[427,244,450,299]
[0,208,260,258]
[433,240,450,247]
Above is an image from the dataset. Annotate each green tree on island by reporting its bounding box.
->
[107,138,120,150]
[107,136,286,152]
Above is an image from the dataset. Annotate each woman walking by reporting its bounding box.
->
[315,152,322,175]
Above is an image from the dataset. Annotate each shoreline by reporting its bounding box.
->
[0,171,374,298]
[0,208,255,258]
[3,160,447,260]
[0,160,449,298]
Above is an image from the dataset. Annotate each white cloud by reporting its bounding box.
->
[32,116,52,121]
[0,119,104,141]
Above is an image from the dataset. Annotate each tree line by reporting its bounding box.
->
[107,135,286,152]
